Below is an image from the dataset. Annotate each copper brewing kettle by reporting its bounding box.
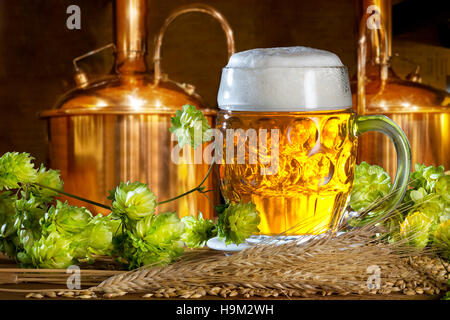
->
[354,0,450,177]
[41,0,235,218]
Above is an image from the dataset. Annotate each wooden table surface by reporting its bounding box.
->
[0,255,441,301]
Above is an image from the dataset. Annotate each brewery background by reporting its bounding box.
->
[0,0,448,166]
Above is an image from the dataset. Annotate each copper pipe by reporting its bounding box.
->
[357,11,389,115]
[72,43,116,88]
[361,0,392,59]
[153,3,236,84]
[73,43,116,71]
[115,0,147,73]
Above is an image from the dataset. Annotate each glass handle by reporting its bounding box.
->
[355,115,411,214]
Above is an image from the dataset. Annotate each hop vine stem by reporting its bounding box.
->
[33,183,111,210]
[33,162,216,211]
[157,162,215,206]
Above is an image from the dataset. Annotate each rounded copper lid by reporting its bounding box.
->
[41,74,216,118]
[352,65,450,114]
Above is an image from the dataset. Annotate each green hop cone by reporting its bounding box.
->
[114,232,178,269]
[400,211,433,249]
[349,162,392,213]
[384,210,405,243]
[89,215,122,256]
[104,216,123,236]
[70,229,91,260]
[33,164,63,202]
[218,202,260,245]
[181,212,217,248]
[433,219,450,260]
[90,223,113,252]
[135,212,185,246]
[169,104,212,149]
[409,164,445,193]
[23,231,75,269]
[409,187,428,204]
[436,175,450,204]
[0,192,19,257]
[411,191,443,220]
[111,182,157,221]
[0,192,15,227]
[114,212,185,269]
[0,152,38,190]
[14,195,46,251]
[17,217,43,252]
[440,210,450,224]
[70,215,117,261]
[42,201,93,235]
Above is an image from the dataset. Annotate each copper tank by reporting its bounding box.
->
[41,0,235,217]
[354,0,450,177]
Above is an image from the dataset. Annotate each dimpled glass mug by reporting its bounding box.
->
[216,47,411,236]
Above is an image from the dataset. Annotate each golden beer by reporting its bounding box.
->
[216,47,411,237]
[217,110,357,235]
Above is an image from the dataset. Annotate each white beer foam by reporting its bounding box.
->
[217,47,352,111]
[227,47,344,68]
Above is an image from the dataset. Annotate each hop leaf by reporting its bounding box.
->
[400,211,433,249]
[217,202,260,245]
[349,162,392,213]
[111,182,157,221]
[0,152,38,190]
[181,212,217,248]
[433,220,450,260]
[169,104,212,149]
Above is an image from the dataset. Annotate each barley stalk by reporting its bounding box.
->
[89,227,448,298]
[13,185,450,299]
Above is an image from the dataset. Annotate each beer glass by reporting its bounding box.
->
[216,47,411,236]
